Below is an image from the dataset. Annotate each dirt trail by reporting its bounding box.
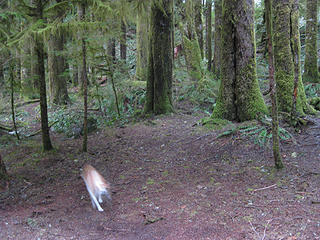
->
[0,111,319,240]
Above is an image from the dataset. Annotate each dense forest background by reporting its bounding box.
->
[0,0,319,150]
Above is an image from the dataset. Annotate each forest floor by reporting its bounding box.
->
[0,101,319,240]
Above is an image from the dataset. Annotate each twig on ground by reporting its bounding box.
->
[252,184,277,192]
[249,221,260,238]
[250,219,273,240]
[261,219,273,240]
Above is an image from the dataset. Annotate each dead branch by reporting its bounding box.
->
[15,99,40,108]
[0,124,13,132]
[25,121,59,138]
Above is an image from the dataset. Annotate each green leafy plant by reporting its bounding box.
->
[305,83,320,98]
[48,108,99,138]
[239,124,294,147]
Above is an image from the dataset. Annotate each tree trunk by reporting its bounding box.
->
[212,0,267,121]
[35,36,53,151]
[213,0,222,76]
[135,3,149,81]
[73,63,79,86]
[181,0,202,82]
[48,33,70,105]
[265,0,283,169]
[34,0,53,151]
[15,49,21,90]
[20,38,35,98]
[145,0,174,114]
[120,20,127,62]
[47,1,70,105]
[205,0,212,71]
[302,0,319,83]
[30,39,40,95]
[194,0,203,58]
[273,0,313,115]
[78,2,88,152]
[107,38,116,62]
[0,154,9,192]
[10,59,20,140]
[0,58,4,87]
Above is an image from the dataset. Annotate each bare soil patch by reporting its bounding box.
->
[0,104,319,240]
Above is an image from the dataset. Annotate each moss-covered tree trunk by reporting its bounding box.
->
[181,0,202,82]
[212,0,267,121]
[30,39,40,95]
[107,38,116,62]
[213,0,222,76]
[144,0,173,114]
[265,0,283,169]
[20,38,37,98]
[48,34,70,105]
[20,42,30,97]
[72,63,79,86]
[273,0,313,115]
[120,20,126,62]
[0,57,4,87]
[303,0,319,83]
[194,0,203,58]
[135,3,149,81]
[205,0,212,71]
[78,1,88,152]
[47,0,70,105]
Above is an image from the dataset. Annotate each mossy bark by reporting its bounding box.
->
[136,4,149,81]
[205,0,212,71]
[48,33,70,105]
[20,39,37,98]
[265,0,283,169]
[182,36,202,82]
[181,0,203,82]
[0,55,4,87]
[144,0,173,115]
[273,0,314,115]
[273,1,293,113]
[303,0,319,83]
[213,0,222,76]
[30,40,40,95]
[47,0,70,105]
[194,0,204,58]
[120,20,127,62]
[107,38,116,62]
[78,2,88,152]
[212,0,267,122]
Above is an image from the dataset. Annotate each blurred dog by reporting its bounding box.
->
[81,164,111,212]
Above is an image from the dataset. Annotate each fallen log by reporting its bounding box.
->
[15,99,40,108]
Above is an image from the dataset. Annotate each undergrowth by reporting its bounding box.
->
[174,59,219,112]
[216,119,294,148]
